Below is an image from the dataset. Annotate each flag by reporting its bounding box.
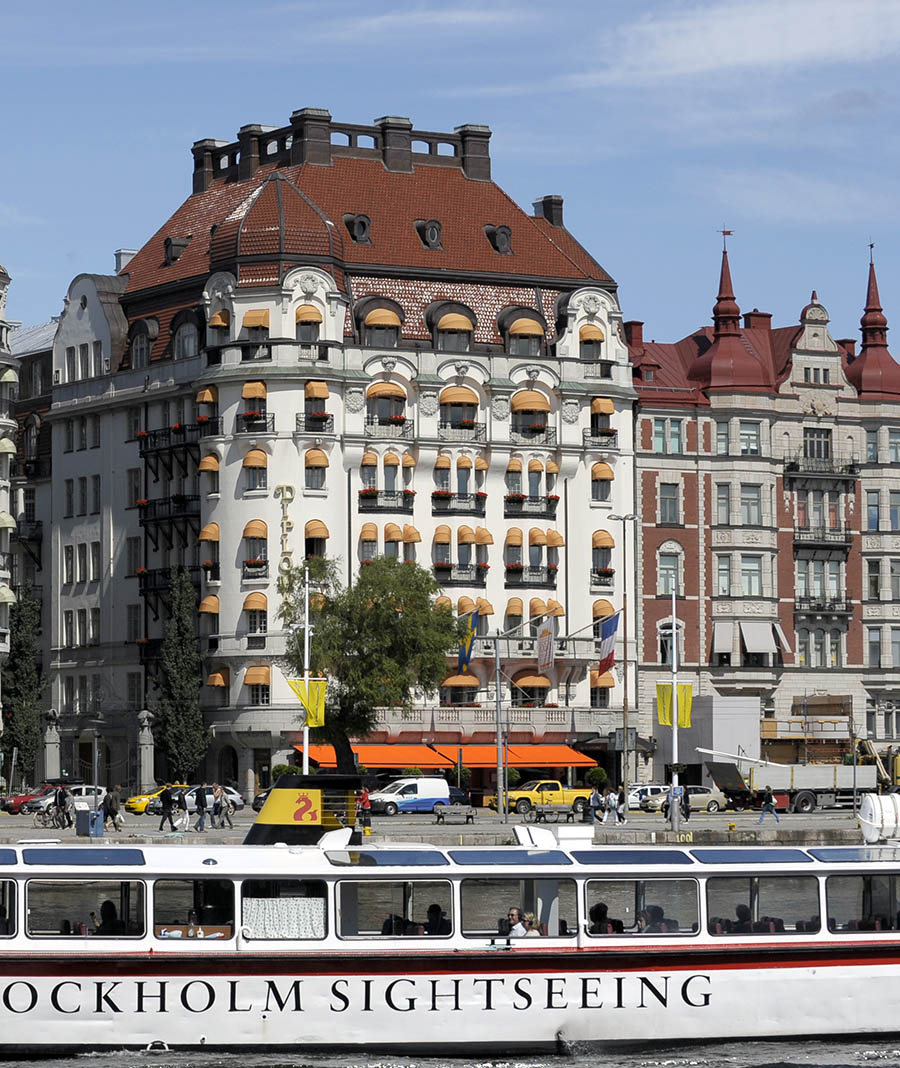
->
[287,678,327,727]
[595,611,621,674]
[656,683,693,728]
[536,614,556,674]
[457,609,479,674]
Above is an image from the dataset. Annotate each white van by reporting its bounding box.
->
[368,777,451,815]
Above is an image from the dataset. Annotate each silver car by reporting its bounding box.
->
[642,785,730,814]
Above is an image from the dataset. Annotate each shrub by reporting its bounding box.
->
[271,763,297,781]
[585,766,608,789]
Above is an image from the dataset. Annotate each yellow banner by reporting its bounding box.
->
[656,683,693,728]
[287,678,327,727]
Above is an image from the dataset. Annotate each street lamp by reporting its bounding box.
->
[609,515,636,808]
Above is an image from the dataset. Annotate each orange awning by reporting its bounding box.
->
[305,520,329,538]
[198,453,219,472]
[592,462,614,480]
[402,453,416,468]
[242,310,270,330]
[364,308,402,327]
[590,670,615,688]
[360,522,377,541]
[434,525,451,544]
[242,449,268,468]
[547,530,565,547]
[305,448,329,467]
[198,595,220,614]
[403,525,421,543]
[435,596,451,609]
[457,596,476,614]
[243,519,267,538]
[437,312,473,332]
[507,744,597,768]
[592,397,614,414]
[456,455,472,469]
[245,666,270,686]
[475,457,488,471]
[505,527,523,546]
[198,522,220,542]
[196,385,218,403]
[295,304,323,323]
[434,455,451,469]
[243,592,267,611]
[367,382,406,399]
[206,669,230,687]
[508,317,544,336]
[593,529,615,548]
[384,523,402,542]
[293,743,453,769]
[432,744,510,769]
[581,324,605,341]
[546,459,560,475]
[475,527,493,545]
[361,451,378,466]
[528,459,543,473]
[440,385,478,405]
[506,597,523,615]
[513,670,550,688]
[457,525,475,544]
[208,311,229,329]
[529,527,547,546]
[383,452,400,466]
[242,380,267,399]
[442,673,480,688]
[593,599,615,617]
[476,597,494,616]
[305,380,329,399]
[511,390,550,413]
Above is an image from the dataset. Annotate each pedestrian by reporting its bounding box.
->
[616,784,627,825]
[158,784,175,832]
[193,782,209,832]
[356,786,371,829]
[681,789,691,824]
[606,787,619,825]
[759,785,780,824]
[210,784,221,829]
[588,785,604,824]
[54,783,67,826]
[218,785,234,829]
[64,787,75,829]
[174,788,189,831]
[103,785,121,832]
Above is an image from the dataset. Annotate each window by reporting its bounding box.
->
[586,878,698,936]
[250,684,270,706]
[131,334,150,369]
[659,553,679,596]
[892,560,900,600]
[890,431,900,463]
[90,541,101,583]
[590,685,610,709]
[75,477,86,516]
[508,332,541,357]
[715,422,729,455]
[126,537,142,576]
[716,556,731,596]
[364,324,398,348]
[868,430,879,462]
[63,545,74,585]
[64,480,74,517]
[438,328,471,353]
[174,323,199,360]
[659,483,679,524]
[360,538,377,562]
[740,484,762,525]
[127,408,142,440]
[127,469,142,508]
[716,484,730,525]
[77,543,87,582]
[707,876,819,935]
[826,874,900,933]
[63,611,74,648]
[803,427,832,460]
[460,877,574,939]
[77,610,87,647]
[247,610,267,634]
[653,418,682,454]
[91,475,101,514]
[740,555,762,596]
[868,490,881,531]
[659,623,680,665]
[27,880,143,938]
[127,673,143,711]
[241,879,327,940]
[79,344,90,379]
[869,559,881,600]
[245,537,267,563]
[62,676,74,712]
[93,340,104,377]
[90,674,102,710]
[337,880,453,938]
[90,608,100,645]
[91,415,101,448]
[891,492,900,531]
[296,317,320,345]
[305,464,325,490]
[23,488,35,522]
[892,629,900,668]
[869,627,883,669]
[126,604,142,643]
[739,422,760,456]
[247,465,267,492]
[153,879,234,940]
[63,419,73,453]
[65,347,76,382]
[77,417,87,451]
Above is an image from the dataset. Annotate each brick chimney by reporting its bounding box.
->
[238,124,264,181]
[624,321,644,348]
[743,309,772,330]
[455,124,491,181]
[375,115,413,173]
[191,138,219,194]
[838,338,857,357]
[289,107,333,167]
[533,195,564,227]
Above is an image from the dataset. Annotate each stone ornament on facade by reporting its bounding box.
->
[562,399,580,425]
[298,273,319,296]
[382,358,396,373]
[454,361,469,378]
[491,396,510,421]
[800,394,836,417]
[713,531,730,545]
[576,293,602,317]
[420,392,438,417]
[345,388,364,413]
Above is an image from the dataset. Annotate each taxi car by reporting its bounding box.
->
[124,783,188,814]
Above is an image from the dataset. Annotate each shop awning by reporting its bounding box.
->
[440,385,478,405]
[242,380,266,399]
[508,744,597,768]
[739,620,777,654]
[774,622,793,654]
[196,385,218,403]
[295,304,323,323]
[590,669,614,688]
[713,621,733,654]
[305,380,329,399]
[511,389,550,413]
[293,743,454,770]
[432,744,508,769]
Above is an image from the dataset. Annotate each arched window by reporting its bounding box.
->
[439,386,478,433]
[305,520,329,559]
[366,382,406,426]
[797,628,810,666]
[435,312,473,353]
[305,449,328,490]
[506,317,544,357]
[829,628,842,668]
[131,333,150,369]
[590,669,613,709]
[173,322,199,360]
[24,420,38,461]
[295,304,322,345]
[363,307,401,348]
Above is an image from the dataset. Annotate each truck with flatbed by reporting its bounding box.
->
[486,779,591,815]
[706,759,877,813]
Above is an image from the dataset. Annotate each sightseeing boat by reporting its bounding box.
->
[0,802,898,1052]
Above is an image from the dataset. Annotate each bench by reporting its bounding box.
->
[528,804,576,824]
[434,804,476,825]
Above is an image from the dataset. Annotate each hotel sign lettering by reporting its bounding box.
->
[274,485,295,575]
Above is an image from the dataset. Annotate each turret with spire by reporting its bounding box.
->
[845,251,900,400]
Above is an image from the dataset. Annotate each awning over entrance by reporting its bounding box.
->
[432,743,596,768]
[293,744,454,769]
[712,621,733,654]
[739,620,777,654]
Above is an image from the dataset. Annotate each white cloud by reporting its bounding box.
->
[0,205,44,229]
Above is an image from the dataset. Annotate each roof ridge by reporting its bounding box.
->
[490,183,592,280]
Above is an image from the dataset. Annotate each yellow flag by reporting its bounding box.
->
[287,678,327,727]
[656,683,692,728]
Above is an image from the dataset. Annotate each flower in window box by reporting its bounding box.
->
[505,562,524,571]
[476,562,490,571]
[135,567,148,575]
[504,492,525,502]
[475,491,488,499]
[171,423,183,432]
[245,557,267,567]
[136,429,149,438]
[455,418,476,429]
[308,410,328,419]
[172,492,186,502]
[547,494,560,502]
[241,410,261,420]
[596,426,617,436]
[432,489,453,498]
[387,414,407,425]
[530,423,547,432]
[359,487,379,497]
[360,558,374,566]
[135,637,148,645]
[547,563,559,572]
[197,415,210,424]
[403,489,416,496]
[434,560,454,569]
[201,560,215,569]
[595,566,615,577]
[136,498,148,507]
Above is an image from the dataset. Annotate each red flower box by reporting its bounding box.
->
[547,494,560,502]
[595,567,615,577]
[245,558,266,567]
[476,562,490,571]
[403,489,416,496]
[547,563,559,572]
[135,567,148,575]
[530,424,547,432]
[434,561,454,569]
[136,430,148,438]
[360,487,379,497]
[242,410,261,420]
[197,415,209,424]
[455,419,476,429]
[202,560,215,568]
[136,498,148,507]
[432,490,453,498]
[135,637,148,645]
[505,493,525,502]
[308,411,328,419]
[171,423,183,431]
[505,562,524,571]
[475,491,488,499]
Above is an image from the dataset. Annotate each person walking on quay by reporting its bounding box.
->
[103,785,122,832]
[64,787,75,829]
[158,784,175,832]
[193,783,209,832]
[356,786,371,830]
[214,784,233,829]
[759,786,780,824]
[589,784,604,824]
[616,784,627,825]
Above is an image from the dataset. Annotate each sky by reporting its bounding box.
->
[3,0,900,345]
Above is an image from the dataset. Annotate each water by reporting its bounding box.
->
[13,1041,900,1068]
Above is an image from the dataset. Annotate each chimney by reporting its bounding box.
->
[114,249,137,273]
[191,138,220,194]
[624,321,644,348]
[455,124,491,181]
[238,124,264,181]
[375,115,413,173]
[838,338,857,357]
[289,107,333,167]
[533,195,564,227]
[743,309,772,330]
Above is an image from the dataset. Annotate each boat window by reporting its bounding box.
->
[826,874,900,932]
[22,848,144,866]
[241,879,327,940]
[707,876,820,935]
[326,850,448,867]
[691,848,813,865]
[810,847,900,864]
[584,878,699,936]
[26,879,144,938]
[449,849,571,866]
[337,880,452,938]
[0,880,14,936]
[154,878,234,940]
[573,849,693,866]
[460,877,576,938]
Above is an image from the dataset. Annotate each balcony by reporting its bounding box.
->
[784,454,859,479]
[583,362,615,380]
[11,458,50,480]
[438,421,486,443]
[201,562,221,582]
[503,494,559,519]
[236,412,276,434]
[246,634,267,650]
[197,416,224,437]
[297,341,340,363]
[510,425,557,447]
[794,595,853,615]
[358,489,416,514]
[138,495,201,523]
[13,519,42,542]
[365,416,413,440]
[295,413,335,434]
[239,342,272,362]
[242,560,269,580]
[0,552,11,573]
[590,568,615,589]
[432,564,488,587]
[504,565,558,589]
[431,492,487,517]
[793,525,852,548]
[583,428,619,450]
[137,424,204,454]
[138,566,203,594]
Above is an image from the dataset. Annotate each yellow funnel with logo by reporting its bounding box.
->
[244,774,361,845]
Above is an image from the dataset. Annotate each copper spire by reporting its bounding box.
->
[860,257,888,344]
[712,248,741,336]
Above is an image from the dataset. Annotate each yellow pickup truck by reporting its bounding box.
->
[487,779,591,816]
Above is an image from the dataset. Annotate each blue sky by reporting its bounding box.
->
[3,0,900,345]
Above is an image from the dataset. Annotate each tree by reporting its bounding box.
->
[585,765,608,789]
[151,567,209,781]
[279,556,461,773]
[3,584,45,782]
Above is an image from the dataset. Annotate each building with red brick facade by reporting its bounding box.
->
[630,247,900,779]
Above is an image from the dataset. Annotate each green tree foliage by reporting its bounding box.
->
[279,556,460,773]
[585,765,608,789]
[151,568,209,781]
[3,584,45,781]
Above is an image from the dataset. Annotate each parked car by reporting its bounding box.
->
[252,788,271,813]
[642,785,730,815]
[3,781,80,815]
[125,784,189,814]
[369,777,451,815]
[627,783,668,809]
[24,785,106,814]
[448,786,469,806]
[147,785,245,816]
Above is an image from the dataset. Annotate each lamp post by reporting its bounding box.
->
[609,514,636,807]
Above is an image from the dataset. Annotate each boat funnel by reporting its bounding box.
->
[244,773,361,845]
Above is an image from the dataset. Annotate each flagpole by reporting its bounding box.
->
[670,582,681,832]
[303,565,310,776]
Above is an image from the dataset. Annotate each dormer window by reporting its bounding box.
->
[507,317,544,356]
[131,334,150,369]
[295,304,322,345]
[579,324,604,360]
[208,309,230,344]
[415,219,443,250]
[344,213,372,244]
[363,308,401,348]
[485,225,512,254]
[435,313,472,353]
[173,322,198,360]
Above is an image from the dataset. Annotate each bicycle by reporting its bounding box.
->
[33,804,67,829]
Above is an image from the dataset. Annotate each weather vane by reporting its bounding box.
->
[718,228,733,251]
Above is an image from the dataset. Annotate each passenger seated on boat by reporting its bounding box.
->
[610,919,624,933]
[523,912,541,937]
[94,900,126,936]
[588,902,609,933]
[425,903,451,936]
[381,914,409,935]
[646,905,666,932]
[733,904,752,933]
[504,907,526,937]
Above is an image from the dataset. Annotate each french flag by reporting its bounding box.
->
[595,611,621,674]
